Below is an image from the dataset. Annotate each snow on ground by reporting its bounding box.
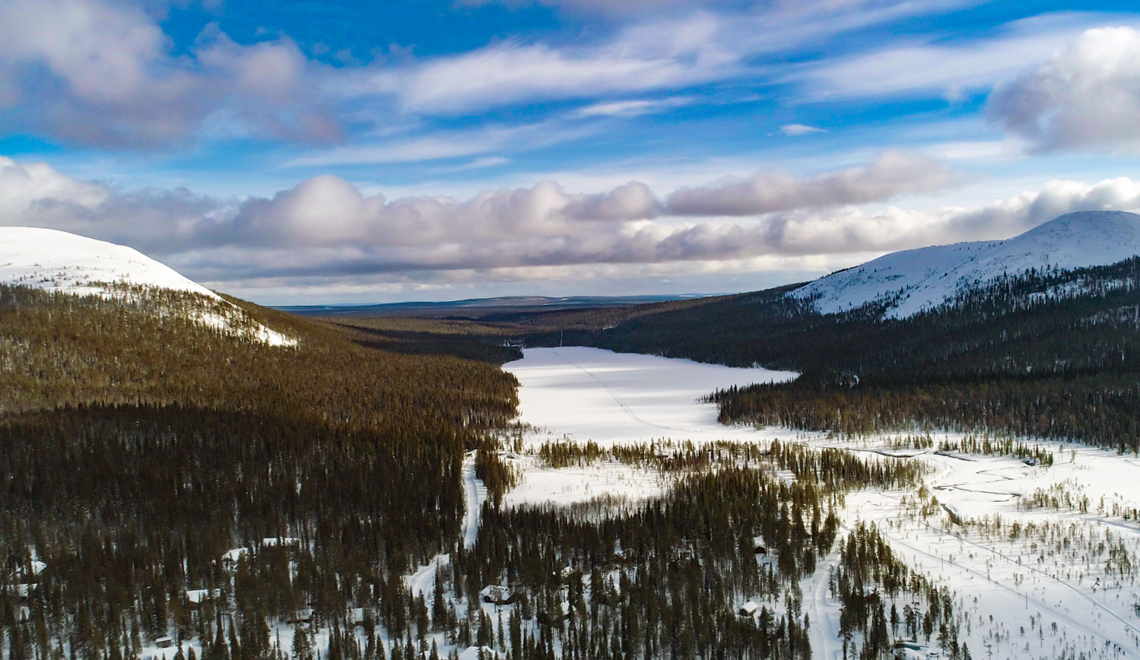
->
[462,454,487,548]
[500,346,1140,660]
[498,346,797,507]
[0,226,217,298]
[500,452,672,508]
[503,346,797,447]
[794,211,1140,318]
[0,226,295,346]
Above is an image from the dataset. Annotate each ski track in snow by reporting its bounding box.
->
[462,456,486,549]
[407,555,444,598]
[806,555,844,660]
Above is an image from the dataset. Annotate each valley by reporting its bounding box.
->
[4,212,1140,660]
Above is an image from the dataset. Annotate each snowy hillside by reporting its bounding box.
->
[793,210,1140,318]
[0,227,294,346]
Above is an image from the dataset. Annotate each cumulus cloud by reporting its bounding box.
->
[0,0,335,147]
[5,155,1140,291]
[666,151,965,216]
[988,26,1140,152]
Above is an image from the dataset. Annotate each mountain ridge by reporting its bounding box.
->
[792,210,1140,318]
[0,226,295,346]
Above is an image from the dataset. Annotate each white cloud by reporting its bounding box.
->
[338,0,974,115]
[571,98,691,118]
[779,123,825,136]
[284,120,595,167]
[458,0,735,18]
[357,14,736,115]
[0,0,334,147]
[666,151,966,216]
[988,26,1140,152]
[432,157,512,173]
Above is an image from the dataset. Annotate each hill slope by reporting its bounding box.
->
[793,211,1140,318]
[0,226,294,345]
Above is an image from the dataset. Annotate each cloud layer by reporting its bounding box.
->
[665,151,965,216]
[4,155,1140,297]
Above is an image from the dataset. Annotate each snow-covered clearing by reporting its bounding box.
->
[499,346,1140,660]
[499,346,797,506]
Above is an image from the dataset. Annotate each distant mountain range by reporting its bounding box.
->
[277,294,710,316]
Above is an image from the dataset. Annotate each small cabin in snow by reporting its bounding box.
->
[738,601,759,617]
[348,608,366,626]
[480,585,518,605]
[752,536,767,555]
[155,638,174,649]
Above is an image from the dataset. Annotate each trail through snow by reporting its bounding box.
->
[462,455,486,549]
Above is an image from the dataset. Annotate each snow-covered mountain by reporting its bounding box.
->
[0,227,294,346]
[792,211,1140,318]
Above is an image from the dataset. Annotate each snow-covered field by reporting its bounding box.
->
[500,347,1140,660]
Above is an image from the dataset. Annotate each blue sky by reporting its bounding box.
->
[2,0,1140,303]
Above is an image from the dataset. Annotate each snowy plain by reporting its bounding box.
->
[500,346,1140,660]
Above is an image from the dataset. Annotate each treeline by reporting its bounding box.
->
[536,439,924,491]
[513,258,1140,451]
[0,284,518,430]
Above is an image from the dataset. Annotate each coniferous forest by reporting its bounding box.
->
[0,282,970,660]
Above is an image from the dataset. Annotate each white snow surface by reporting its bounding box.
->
[0,226,294,346]
[503,346,797,447]
[0,226,217,298]
[794,211,1140,318]
[499,347,797,506]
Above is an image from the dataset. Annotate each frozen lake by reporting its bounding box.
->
[502,346,798,446]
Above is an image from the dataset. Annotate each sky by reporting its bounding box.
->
[2,0,1140,304]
